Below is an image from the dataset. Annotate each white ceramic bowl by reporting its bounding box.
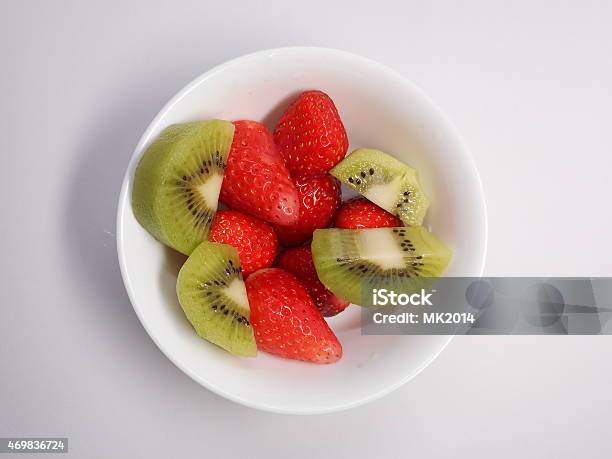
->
[117,47,487,414]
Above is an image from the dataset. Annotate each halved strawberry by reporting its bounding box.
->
[245,268,342,364]
[273,90,348,178]
[220,120,299,225]
[209,210,278,277]
[334,197,403,229]
[276,246,350,317]
[273,175,341,247]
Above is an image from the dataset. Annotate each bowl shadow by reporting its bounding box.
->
[160,246,190,326]
[261,90,301,131]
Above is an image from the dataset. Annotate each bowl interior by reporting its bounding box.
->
[117,48,487,414]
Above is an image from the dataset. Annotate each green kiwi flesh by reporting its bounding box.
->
[176,241,256,357]
[330,148,429,226]
[311,227,452,307]
[132,120,234,255]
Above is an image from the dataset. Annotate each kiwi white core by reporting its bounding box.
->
[357,228,405,270]
[222,278,250,311]
[363,175,403,210]
[195,173,223,210]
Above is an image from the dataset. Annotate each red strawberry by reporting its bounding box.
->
[209,210,278,276]
[335,197,403,229]
[245,268,342,364]
[276,246,350,317]
[274,175,341,246]
[220,120,299,225]
[273,90,348,178]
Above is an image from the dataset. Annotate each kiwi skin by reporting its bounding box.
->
[176,241,256,357]
[311,227,452,307]
[132,120,234,255]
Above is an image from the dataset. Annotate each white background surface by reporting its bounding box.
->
[1,1,611,457]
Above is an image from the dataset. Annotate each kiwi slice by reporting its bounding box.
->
[311,227,452,306]
[132,120,234,255]
[176,241,256,357]
[330,148,429,226]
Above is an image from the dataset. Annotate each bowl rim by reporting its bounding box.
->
[116,46,488,415]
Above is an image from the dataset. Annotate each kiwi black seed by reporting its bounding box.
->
[176,241,256,357]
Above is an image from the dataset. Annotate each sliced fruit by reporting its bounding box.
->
[209,210,278,277]
[176,241,256,356]
[132,120,234,254]
[276,246,350,317]
[273,90,348,178]
[220,120,299,225]
[330,148,429,226]
[273,175,341,246]
[335,197,403,229]
[245,268,342,363]
[311,227,452,306]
